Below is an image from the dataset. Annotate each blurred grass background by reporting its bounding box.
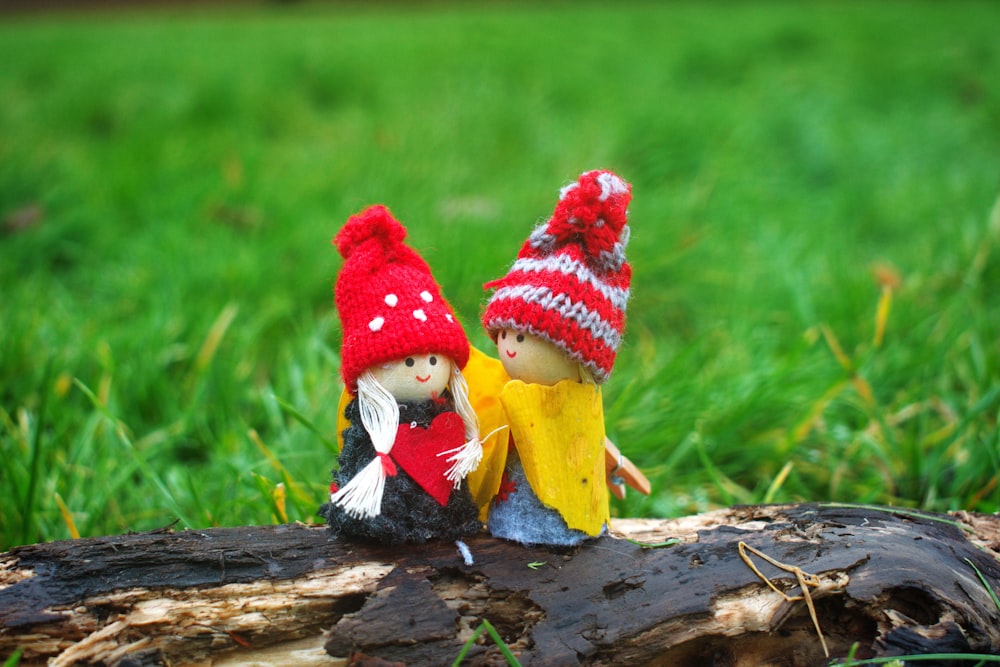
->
[1,1,998,550]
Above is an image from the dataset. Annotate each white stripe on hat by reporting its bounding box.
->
[596,172,629,201]
[490,285,623,351]
[507,254,630,311]
[559,181,579,201]
[527,222,556,254]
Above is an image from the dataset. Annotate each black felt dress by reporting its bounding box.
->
[318,395,482,544]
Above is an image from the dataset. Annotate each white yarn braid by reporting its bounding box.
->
[438,367,484,485]
[329,371,399,519]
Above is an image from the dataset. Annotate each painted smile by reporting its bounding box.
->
[505,350,517,359]
[416,374,431,383]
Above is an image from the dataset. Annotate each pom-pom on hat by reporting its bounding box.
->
[334,205,470,394]
[482,170,632,384]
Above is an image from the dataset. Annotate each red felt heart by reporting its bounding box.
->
[390,411,466,506]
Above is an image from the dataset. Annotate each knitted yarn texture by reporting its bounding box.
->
[334,205,470,394]
[482,170,632,384]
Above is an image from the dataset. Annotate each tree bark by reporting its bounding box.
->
[2,504,999,666]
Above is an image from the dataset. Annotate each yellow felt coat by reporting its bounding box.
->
[464,349,609,535]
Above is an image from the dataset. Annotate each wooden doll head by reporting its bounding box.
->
[371,352,454,402]
[496,327,582,386]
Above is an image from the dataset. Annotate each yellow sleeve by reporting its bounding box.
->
[462,345,512,518]
[336,387,352,451]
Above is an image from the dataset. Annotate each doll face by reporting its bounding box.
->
[371,353,454,402]
[497,328,580,386]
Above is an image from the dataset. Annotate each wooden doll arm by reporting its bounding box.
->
[604,437,651,499]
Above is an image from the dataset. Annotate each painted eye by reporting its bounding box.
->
[500,330,507,340]
[429,356,438,366]
[516,334,525,343]
[405,358,415,367]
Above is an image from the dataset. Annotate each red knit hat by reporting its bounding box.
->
[482,170,632,384]
[334,205,470,394]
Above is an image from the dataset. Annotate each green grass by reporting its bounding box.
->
[1,1,998,550]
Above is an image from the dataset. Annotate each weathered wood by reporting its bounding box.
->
[2,504,999,666]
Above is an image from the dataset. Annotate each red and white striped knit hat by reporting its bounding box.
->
[334,205,470,394]
[482,170,632,384]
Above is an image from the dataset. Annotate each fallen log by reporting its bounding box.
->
[2,503,999,666]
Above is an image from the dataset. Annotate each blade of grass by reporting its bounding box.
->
[481,620,521,667]
[3,648,23,667]
[54,492,80,539]
[967,192,1000,283]
[185,470,214,527]
[74,378,195,529]
[840,642,860,666]
[273,482,288,524]
[763,460,794,504]
[452,619,521,667]
[21,359,53,545]
[820,324,853,372]
[938,385,1000,452]
[248,429,314,508]
[788,378,849,448]
[625,537,682,549]
[251,473,286,525]
[964,557,1000,612]
[271,395,338,452]
[694,434,750,505]
[966,474,998,509]
[873,285,892,348]
[63,412,138,539]
[191,302,239,379]
[452,622,488,666]
[0,405,27,547]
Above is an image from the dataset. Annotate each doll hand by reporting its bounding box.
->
[604,437,651,498]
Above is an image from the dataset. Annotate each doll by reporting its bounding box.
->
[474,169,648,546]
[318,205,483,544]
